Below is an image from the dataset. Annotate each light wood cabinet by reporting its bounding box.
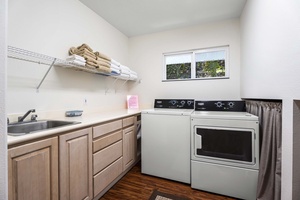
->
[59,128,93,200]
[122,116,136,171]
[93,120,123,197]
[93,157,123,196]
[93,119,122,138]
[122,125,136,170]
[8,114,140,200]
[8,137,58,200]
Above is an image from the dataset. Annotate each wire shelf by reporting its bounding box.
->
[8,46,55,65]
[7,45,138,92]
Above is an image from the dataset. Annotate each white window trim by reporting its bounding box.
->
[163,46,229,81]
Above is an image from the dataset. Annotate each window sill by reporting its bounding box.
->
[162,76,230,82]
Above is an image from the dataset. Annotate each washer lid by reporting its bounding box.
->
[191,111,258,120]
[142,108,194,116]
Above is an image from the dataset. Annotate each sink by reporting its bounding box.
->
[8,120,80,136]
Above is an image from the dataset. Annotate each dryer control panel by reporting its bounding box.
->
[154,99,194,109]
[195,100,246,111]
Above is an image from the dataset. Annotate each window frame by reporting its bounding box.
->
[163,46,229,81]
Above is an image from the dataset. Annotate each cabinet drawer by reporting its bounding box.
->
[93,130,122,153]
[123,125,134,134]
[93,140,122,175]
[93,157,123,197]
[123,116,134,127]
[93,119,122,138]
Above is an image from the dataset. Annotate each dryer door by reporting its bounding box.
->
[193,126,256,166]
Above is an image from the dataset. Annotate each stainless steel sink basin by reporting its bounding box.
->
[8,120,80,136]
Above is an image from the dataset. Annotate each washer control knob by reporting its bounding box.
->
[181,101,186,105]
[215,101,224,108]
[228,102,235,108]
[169,100,177,106]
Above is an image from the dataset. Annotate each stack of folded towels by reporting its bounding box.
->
[110,59,121,75]
[69,44,111,74]
[119,65,138,80]
[119,65,131,79]
[68,43,138,80]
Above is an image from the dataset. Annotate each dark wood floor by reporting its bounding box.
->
[100,161,236,200]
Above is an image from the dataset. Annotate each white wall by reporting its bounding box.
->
[0,0,8,198]
[240,0,300,199]
[7,0,130,118]
[128,19,241,108]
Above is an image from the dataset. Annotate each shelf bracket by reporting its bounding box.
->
[36,58,56,92]
[115,78,129,93]
[105,76,120,94]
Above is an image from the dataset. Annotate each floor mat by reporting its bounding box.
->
[148,189,189,200]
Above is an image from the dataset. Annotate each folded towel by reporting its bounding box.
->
[111,70,120,75]
[111,65,120,71]
[96,65,112,73]
[130,74,138,80]
[118,73,130,80]
[111,68,121,74]
[111,58,120,66]
[86,60,99,68]
[120,65,131,73]
[66,55,85,62]
[69,60,86,66]
[77,43,93,52]
[77,50,96,59]
[85,64,98,71]
[86,57,111,69]
[69,47,78,55]
[120,65,130,70]
[82,54,98,62]
[121,70,130,75]
[110,62,120,68]
[96,56,111,66]
[69,47,96,59]
[95,51,111,61]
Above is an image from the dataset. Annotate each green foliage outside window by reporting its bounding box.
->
[196,60,225,78]
[166,63,191,79]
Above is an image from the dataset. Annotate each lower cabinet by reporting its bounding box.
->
[93,157,123,196]
[8,115,139,200]
[123,125,135,170]
[8,137,59,200]
[92,120,123,197]
[59,127,93,200]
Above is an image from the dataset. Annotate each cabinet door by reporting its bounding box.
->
[8,137,58,200]
[123,126,136,170]
[60,128,93,200]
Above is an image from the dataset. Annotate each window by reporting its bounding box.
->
[165,53,192,80]
[163,46,229,81]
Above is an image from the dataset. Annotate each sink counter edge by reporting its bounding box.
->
[7,109,141,146]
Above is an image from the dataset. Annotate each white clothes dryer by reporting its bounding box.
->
[191,101,259,200]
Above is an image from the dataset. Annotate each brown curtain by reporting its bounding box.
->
[246,100,282,200]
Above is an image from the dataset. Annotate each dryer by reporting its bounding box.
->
[191,100,259,200]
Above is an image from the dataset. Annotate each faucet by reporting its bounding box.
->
[18,109,36,122]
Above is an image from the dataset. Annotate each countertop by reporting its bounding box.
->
[8,109,141,146]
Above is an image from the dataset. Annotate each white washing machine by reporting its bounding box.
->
[141,99,194,184]
[191,101,259,200]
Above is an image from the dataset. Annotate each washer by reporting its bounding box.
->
[141,99,194,184]
[191,101,259,200]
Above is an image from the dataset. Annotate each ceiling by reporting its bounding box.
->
[79,0,247,37]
